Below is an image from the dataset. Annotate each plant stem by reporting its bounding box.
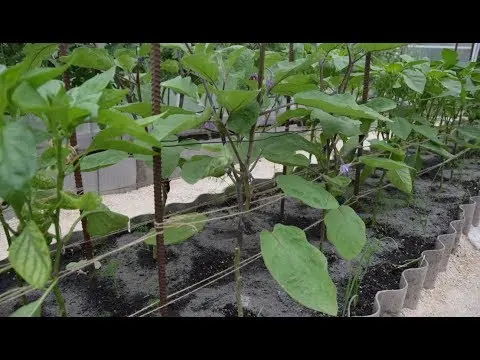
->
[280,43,294,222]
[151,43,168,317]
[52,137,67,317]
[234,247,243,317]
[353,52,372,196]
[372,171,386,226]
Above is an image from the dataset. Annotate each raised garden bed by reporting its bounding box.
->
[1,154,478,317]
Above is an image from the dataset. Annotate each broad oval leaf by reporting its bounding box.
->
[386,168,412,194]
[161,76,198,99]
[365,97,397,113]
[271,74,317,97]
[324,205,366,260]
[387,116,412,140]
[10,299,42,317]
[277,175,339,209]
[260,224,337,315]
[0,122,36,199]
[99,89,129,108]
[144,213,207,245]
[181,155,229,184]
[227,101,260,135]
[19,65,69,88]
[276,108,312,126]
[402,69,426,93]
[421,142,453,158]
[441,48,458,67]
[86,204,129,236]
[359,156,411,170]
[59,191,100,211]
[79,150,130,172]
[311,109,362,137]
[22,43,58,69]
[8,221,52,289]
[12,82,49,113]
[368,139,404,157]
[60,47,115,71]
[216,90,258,112]
[182,53,219,83]
[294,91,391,122]
[114,102,194,118]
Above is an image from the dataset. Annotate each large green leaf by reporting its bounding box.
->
[387,117,412,140]
[386,168,412,194]
[152,113,205,141]
[97,109,163,148]
[161,76,198,99]
[276,175,339,209]
[114,48,137,73]
[10,299,42,317]
[60,47,115,71]
[359,156,411,170]
[0,122,36,199]
[294,91,391,122]
[89,138,154,155]
[355,43,407,52]
[9,278,58,317]
[79,150,130,172]
[324,205,366,260]
[69,66,117,104]
[19,65,69,88]
[98,89,129,108]
[263,151,310,167]
[182,53,219,83]
[114,102,194,118]
[12,82,50,113]
[22,43,57,69]
[421,142,453,158]
[441,48,458,67]
[457,126,480,144]
[260,224,337,315]
[276,108,312,126]
[402,69,426,93]
[226,101,260,135]
[368,140,404,157]
[271,74,317,97]
[216,90,258,112]
[8,221,52,289]
[441,78,462,96]
[144,213,207,246]
[86,204,129,236]
[412,124,440,143]
[59,191,100,211]
[311,109,362,137]
[181,155,229,184]
[365,97,397,113]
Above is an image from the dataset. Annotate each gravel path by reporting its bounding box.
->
[403,232,480,317]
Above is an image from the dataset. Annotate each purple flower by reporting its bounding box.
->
[202,121,217,131]
[249,73,259,81]
[266,79,274,89]
[339,163,351,176]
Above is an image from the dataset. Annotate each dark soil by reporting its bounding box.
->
[0,155,478,317]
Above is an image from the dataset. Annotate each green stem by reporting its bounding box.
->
[52,137,67,317]
[372,171,386,226]
[234,247,243,317]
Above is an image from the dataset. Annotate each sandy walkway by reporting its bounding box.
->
[403,231,480,317]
